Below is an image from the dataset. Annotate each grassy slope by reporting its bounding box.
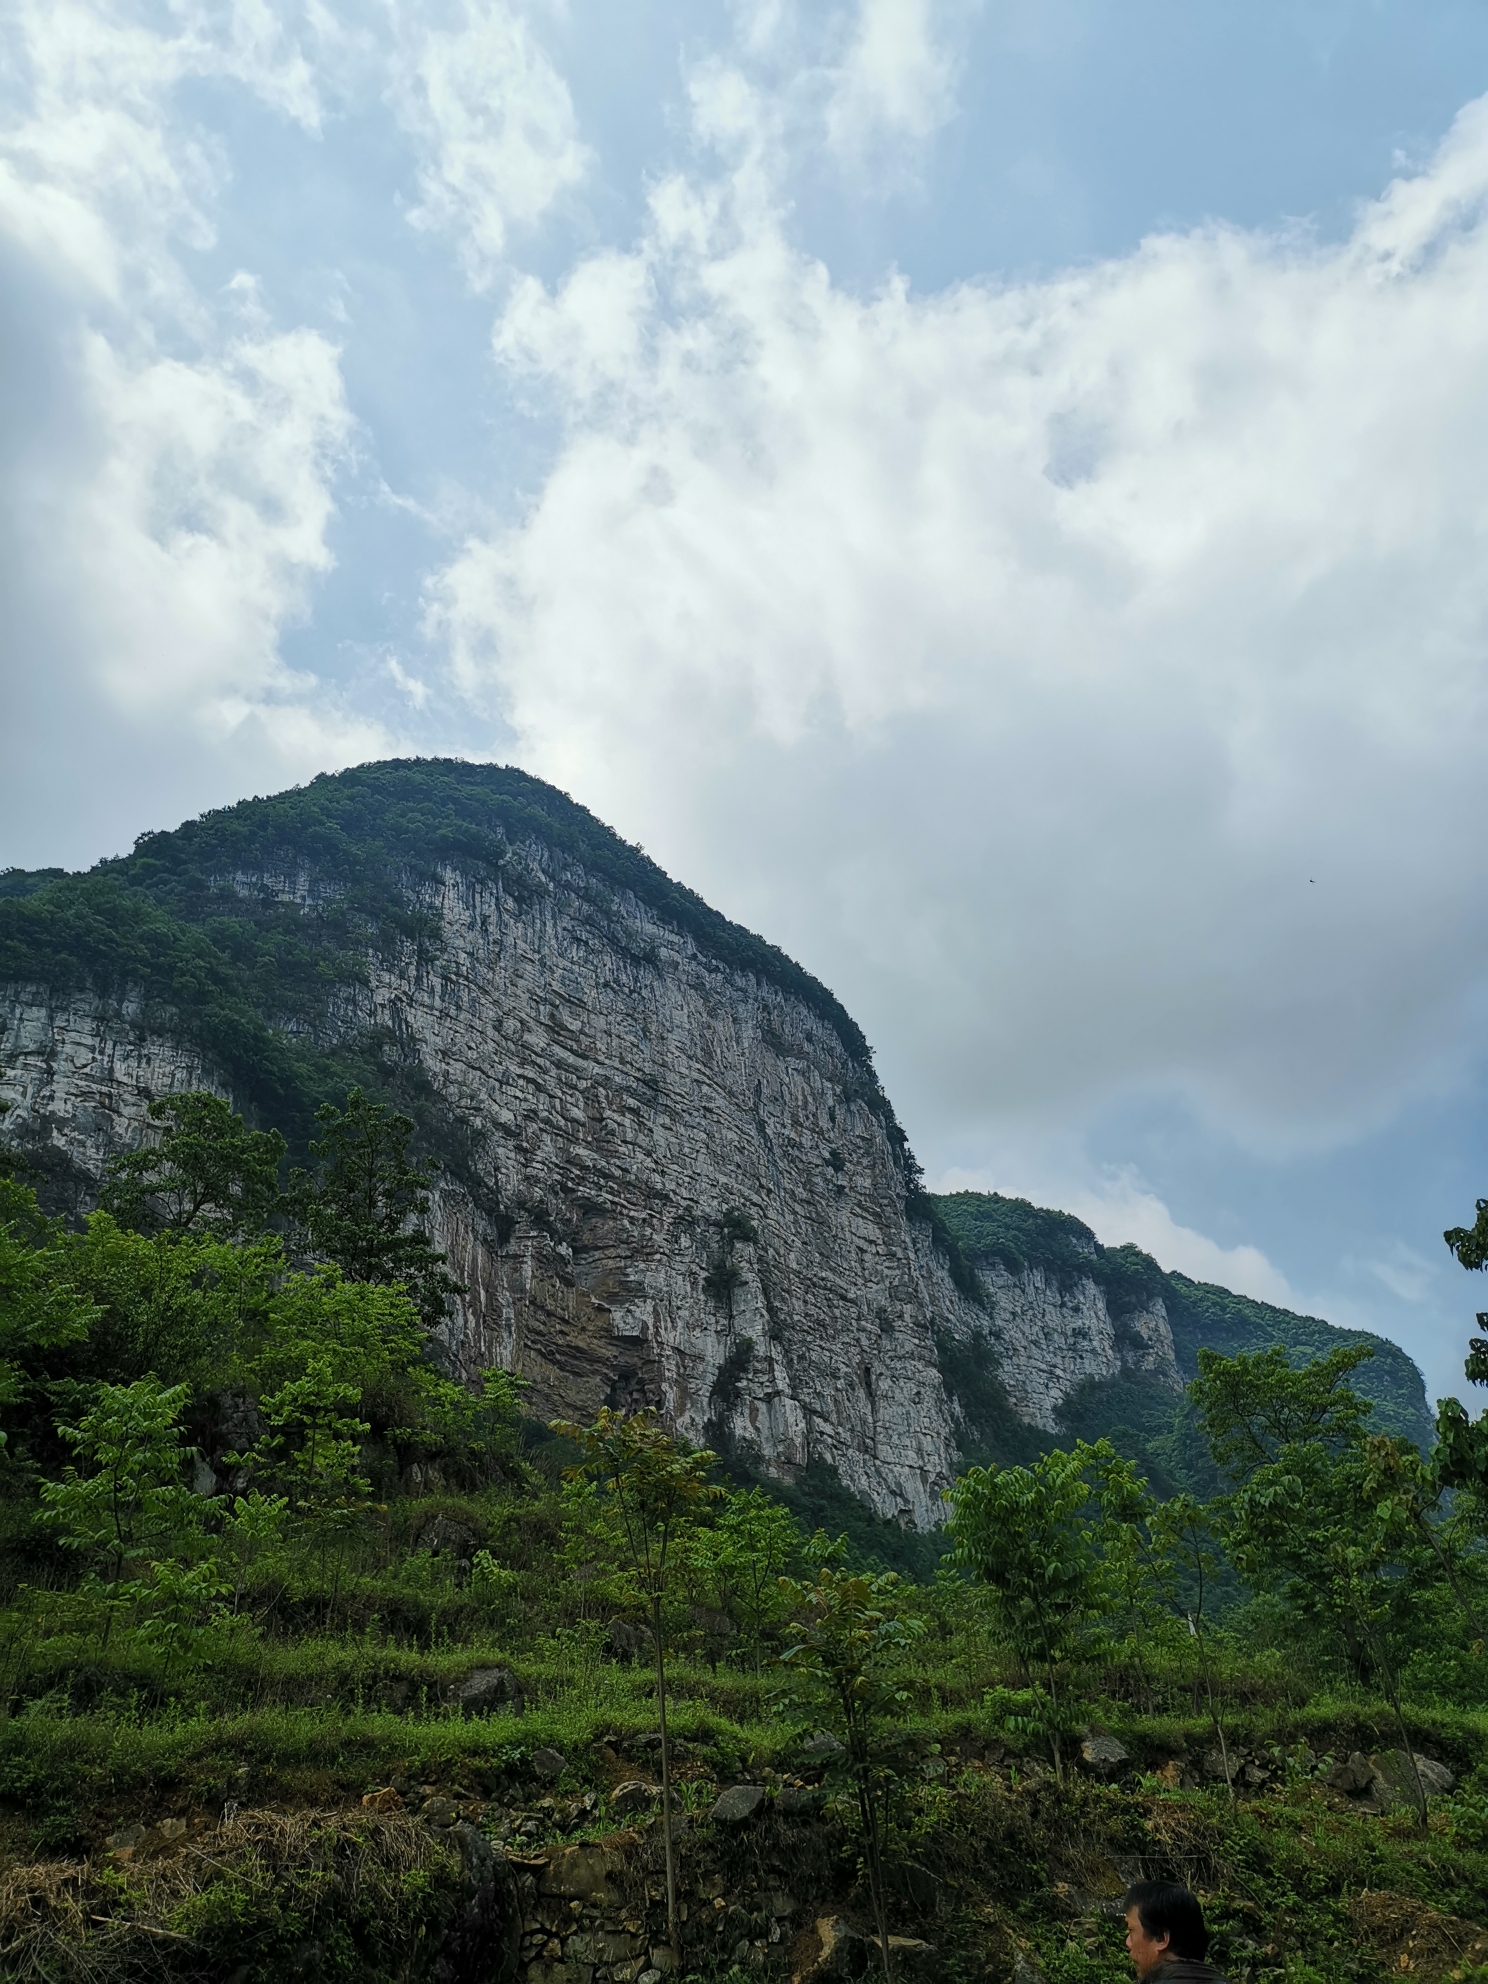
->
[6,1472,1488,1984]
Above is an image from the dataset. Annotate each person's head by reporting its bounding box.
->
[1122,1882,1209,1974]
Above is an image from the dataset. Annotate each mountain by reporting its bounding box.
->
[0,759,1430,1522]
[929,1189,1434,1491]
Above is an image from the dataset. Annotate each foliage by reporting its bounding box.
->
[0,1175,96,1448]
[553,1406,721,1958]
[697,1486,799,1674]
[287,1088,462,1327]
[779,1535,925,1978]
[38,1377,215,1653]
[1193,1344,1447,1820]
[947,1442,1118,1781]
[101,1091,286,1239]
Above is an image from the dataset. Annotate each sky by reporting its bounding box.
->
[4,0,1488,1408]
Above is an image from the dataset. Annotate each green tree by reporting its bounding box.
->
[127,1555,233,1681]
[0,1176,96,1451]
[242,1356,370,1625]
[779,1536,923,1980]
[62,1215,276,1391]
[695,1485,798,1675]
[947,1441,1116,1784]
[100,1091,285,1238]
[552,1407,719,1961]
[1192,1344,1437,1823]
[1444,1199,1488,1272]
[244,1265,479,1487]
[289,1089,462,1326]
[1148,1492,1234,1798]
[39,1377,203,1645]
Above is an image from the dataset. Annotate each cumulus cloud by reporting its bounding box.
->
[0,0,387,863]
[392,0,588,288]
[0,0,322,308]
[825,0,962,158]
[429,86,1488,1158]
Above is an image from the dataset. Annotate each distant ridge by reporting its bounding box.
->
[931,1188,1433,1454]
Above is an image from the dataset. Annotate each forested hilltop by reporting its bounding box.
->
[930,1189,1434,1483]
[0,759,887,1154]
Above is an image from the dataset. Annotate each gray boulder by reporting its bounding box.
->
[413,1515,478,1559]
[1325,1751,1379,1797]
[449,1666,525,1717]
[605,1618,655,1662]
[530,1747,568,1783]
[1080,1735,1129,1774]
[711,1784,767,1826]
[1371,1749,1456,1811]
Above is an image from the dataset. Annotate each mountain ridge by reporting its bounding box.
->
[0,758,1431,1519]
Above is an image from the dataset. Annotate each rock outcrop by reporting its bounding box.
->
[0,821,1185,1527]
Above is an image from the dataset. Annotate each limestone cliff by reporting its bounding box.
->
[0,759,1421,1525]
[1,837,983,1523]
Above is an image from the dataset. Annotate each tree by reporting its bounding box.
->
[698,1485,798,1675]
[778,1537,923,1981]
[552,1408,719,1962]
[39,1377,203,1645]
[1192,1344,1436,1823]
[1148,1492,1234,1799]
[947,1442,1116,1785]
[0,1176,96,1451]
[289,1089,462,1326]
[101,1091,285,1239]
[241,1356,370,1626]
[1445,1199,1488,1272]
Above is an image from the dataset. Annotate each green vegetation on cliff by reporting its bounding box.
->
[0,761,882,1144]
[930,1189,1433,1455]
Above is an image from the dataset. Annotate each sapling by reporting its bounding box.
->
[552,1407,719,1965]
[40,1377,202,1647]
[779,1535,923,1982]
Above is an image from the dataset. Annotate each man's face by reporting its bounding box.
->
[1125,1907,1171,1976]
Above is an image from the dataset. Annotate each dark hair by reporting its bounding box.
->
[1123,1881,1209,1961]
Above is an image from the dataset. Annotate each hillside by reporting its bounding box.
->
[931,1188,1433,1482]
[0,759,1432,1525]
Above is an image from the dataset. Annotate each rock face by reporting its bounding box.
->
[966,1258,1179,1429]
[0,807,1181,1528]
[1,851,972,1523]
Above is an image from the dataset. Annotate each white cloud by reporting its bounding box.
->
[936,1162,1299,1308]
[0,0,323,308]
[825,0,962,159]
[0,0,391,856]
[429,87,1488,1157]
[392,0,588,288]
[74,325,357,719]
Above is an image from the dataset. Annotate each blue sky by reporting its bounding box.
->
[5,0,1488,1406]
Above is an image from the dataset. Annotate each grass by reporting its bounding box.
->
[5,1478,1488,1983]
